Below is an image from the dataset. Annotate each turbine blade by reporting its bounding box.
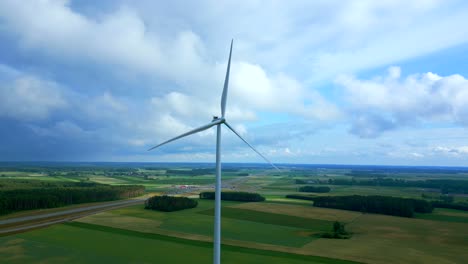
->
[148,120,220,151]
[220,39,233,118]
[224,122,280,171]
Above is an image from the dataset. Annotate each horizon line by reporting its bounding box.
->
[0,160,468,169]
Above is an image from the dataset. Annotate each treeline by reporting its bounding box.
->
[299,186,330,193]
[312,195,433,218]
[0,181,144,215]
[345,171,387,178]
[199,191,265,202]
[145,195,198,212]
[165,168,239,176]
[0,166,138,174]
[166,169,214,175]
[431,201,468,212]
[421,193,456,203]
[325,178,468,194]
[421,193,468,212]
[285,194,316,201]
[0,179,101,190]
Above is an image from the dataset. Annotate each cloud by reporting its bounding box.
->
[1,1,468,164]
[132,0,468,82]
[0,69,67,120]
[81,91,128,122]
[231,62,341,121]
[348,114,397,138]
[29,120,91,138]
[432,146,468,157]
[0,1,341,123]
[150,92,219,121]
[3,0,466,90]
[337,67,468,137]
[0,0,210,86]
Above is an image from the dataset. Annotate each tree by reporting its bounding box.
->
[440,195,454,203]
[199,191,265,202]
[299,186,330,193]
[333,221,345,234]
[320,221,351,239]
[145,195,198,212]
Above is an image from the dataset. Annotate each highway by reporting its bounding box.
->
[0,198,145,235]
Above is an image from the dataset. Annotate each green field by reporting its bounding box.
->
[303,212,468,264]
[0,222,356,264]
[415,208,468,223]
[3,198,468,263]
[79,200,327,247]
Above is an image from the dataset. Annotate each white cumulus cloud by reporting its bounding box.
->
[0,71,67,120]
[337,67,468,137]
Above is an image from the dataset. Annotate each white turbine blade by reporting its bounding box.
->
[220,39,233,118]
[148,120,221,151]
[224,122,280,171]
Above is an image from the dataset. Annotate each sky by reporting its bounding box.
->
[1,0,468,166]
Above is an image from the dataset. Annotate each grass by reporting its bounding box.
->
[265,195,314,206]
[198,207,332,230]
[301,212,468,264]
[99,200,321,247]
[231,202,361,222]
[0,222,358,264]
[4,200,468,263]
[324,185,426,198]
[415,208,468,223]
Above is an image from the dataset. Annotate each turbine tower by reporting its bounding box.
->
[148,40,278,264]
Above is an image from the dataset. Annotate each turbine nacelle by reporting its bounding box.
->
[212,116,225,123]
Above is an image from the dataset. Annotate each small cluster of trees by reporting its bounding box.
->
[312,195,433,218]
[165,168,240,176]
[299,186,330,193]
[320,221,351,239]
[0,182,144,215]
[199,191,265,202]
[421,193,455,202]
[420,193,468,212]
[285,194,316,201]
[324,178,468,194]
[145,195,198,212]
[431,201,468,211]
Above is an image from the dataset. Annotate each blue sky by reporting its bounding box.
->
[1,0,468,166]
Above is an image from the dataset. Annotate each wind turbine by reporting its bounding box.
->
[148,40,278,264]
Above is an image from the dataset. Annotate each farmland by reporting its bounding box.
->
[2,162,468,263]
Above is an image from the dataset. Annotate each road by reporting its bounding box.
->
[0,198,145,235]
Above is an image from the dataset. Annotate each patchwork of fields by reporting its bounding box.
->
[2,164,468,263]
[0,201,357,264]
[2,199,468,263]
